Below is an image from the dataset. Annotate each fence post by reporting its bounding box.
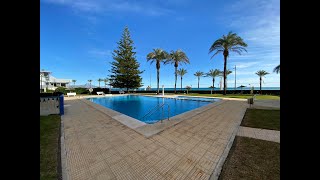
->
[59,94,64,115]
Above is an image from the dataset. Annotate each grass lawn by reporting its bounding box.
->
[219,136,280,180]
[241,108,280,130]
[185,93,280,100]
[40,115,61,180]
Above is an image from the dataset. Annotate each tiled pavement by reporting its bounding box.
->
[62,99,248,180]
[238,99,280,143]
[252,99,280,109]
[237,126,280,143]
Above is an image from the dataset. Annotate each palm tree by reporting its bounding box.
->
[209,31,247,95]
[194,71,204,89]
[255,70,269,94]
[88,80,92,88]
[147,48,169,94]
[72,80,76,88]
[164,49,189,93]
[97,78,103,88]
[177,68,187,91]
[273,64,280,74]
[206,69,220,93]
[103,78,109,89]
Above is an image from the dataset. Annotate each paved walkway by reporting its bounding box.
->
[237,126,280,143]
[253,99,280,109]
[62,99,248,180]
[237,99,280,143]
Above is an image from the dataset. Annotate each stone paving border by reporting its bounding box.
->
[237,126,280,143]
[81,95,227,137]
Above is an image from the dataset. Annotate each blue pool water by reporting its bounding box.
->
[87,95,220,124]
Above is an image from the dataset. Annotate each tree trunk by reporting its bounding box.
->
[198,77,200,89]
[127,87,129,93]
[223,55,227,95]
[260,76,262,94]
[174,66,177,94]
[157,68,160,94]
[181,76,182,91]
[213,78,215,93]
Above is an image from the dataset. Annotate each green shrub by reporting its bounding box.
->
[74,88,89,94]
[54,87,68,95]
[46,88,55,93]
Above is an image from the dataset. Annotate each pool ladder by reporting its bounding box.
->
[142,103,170,123]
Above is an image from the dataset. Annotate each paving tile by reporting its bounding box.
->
[187,166,210,180]
[88,160,108,176]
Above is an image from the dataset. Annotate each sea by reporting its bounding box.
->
[112,87,280,91]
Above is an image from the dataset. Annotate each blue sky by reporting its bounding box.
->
[40,0,280,88]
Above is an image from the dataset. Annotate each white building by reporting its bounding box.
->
[40,70,72,92]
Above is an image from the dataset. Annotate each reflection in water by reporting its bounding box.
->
[87,95,219,124]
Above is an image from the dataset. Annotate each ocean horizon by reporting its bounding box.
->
[74,85,280,91]
[111,87,280,91]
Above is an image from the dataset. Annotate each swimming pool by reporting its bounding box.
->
[87,95,220,124]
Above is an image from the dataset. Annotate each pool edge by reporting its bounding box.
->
[80,96,227,138]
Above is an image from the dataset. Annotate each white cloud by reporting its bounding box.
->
[42,0,173,16]
[220,0,280,87]
[229,61,260,69]
[88,49,112,57]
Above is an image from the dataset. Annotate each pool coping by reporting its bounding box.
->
[80,94,227,138]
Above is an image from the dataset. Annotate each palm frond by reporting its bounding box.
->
[206,69,221,77]
[256,70,270,77]
[273,64,280,73]
[146,48,168,64]
[166,49,189,65]
[210,50,224,59]
[194,71,204,77]
[177,68,188,76]
[209,32,247,60]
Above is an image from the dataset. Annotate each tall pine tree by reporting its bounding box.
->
[109,26,143,92]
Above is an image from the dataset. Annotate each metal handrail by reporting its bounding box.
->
[141,103,164,119]
[142,103,170,123]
